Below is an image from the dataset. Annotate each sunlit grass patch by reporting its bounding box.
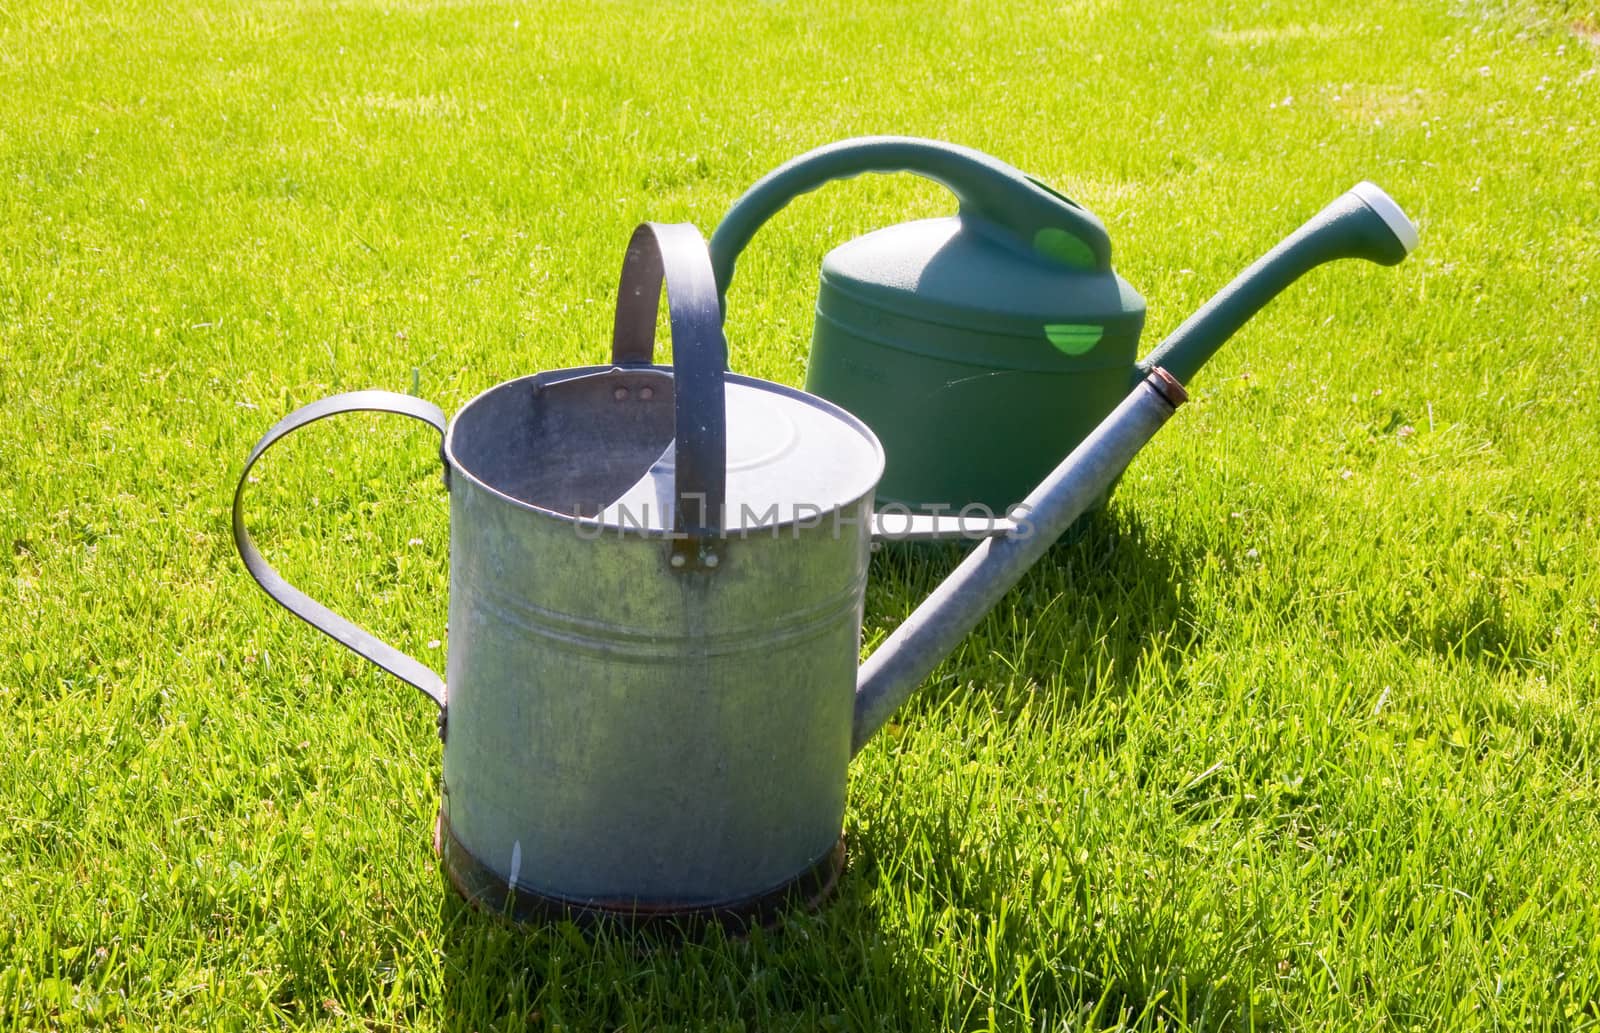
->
[2,0,1599,1029]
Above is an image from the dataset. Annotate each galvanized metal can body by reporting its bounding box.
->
[439,368,878,909]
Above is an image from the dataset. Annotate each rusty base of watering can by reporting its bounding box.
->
[433,812,845,933]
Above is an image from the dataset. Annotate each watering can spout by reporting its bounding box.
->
[850,183,1418,755]
[1135,182,1418,386]
[850,367,1189,754]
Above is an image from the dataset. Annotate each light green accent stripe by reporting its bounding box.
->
[1032,227,1096,269]
[1044,324,1103,356]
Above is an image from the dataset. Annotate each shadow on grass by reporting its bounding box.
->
[863,507,1203,717]
[1396,589,1554,676]
[434,830,1272,1032]
[434,872,945,1032]
[849,818,1277,1032]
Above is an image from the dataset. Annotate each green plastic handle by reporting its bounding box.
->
[709,136,1113,311]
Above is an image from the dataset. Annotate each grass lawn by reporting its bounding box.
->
[3,0,1600,1028]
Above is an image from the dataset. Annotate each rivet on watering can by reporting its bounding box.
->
[613,387,629,401]
[640,386,655,400]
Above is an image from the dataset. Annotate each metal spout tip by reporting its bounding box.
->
[1350,182,1419,256]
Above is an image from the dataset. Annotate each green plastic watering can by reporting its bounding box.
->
[710,137,1418,523]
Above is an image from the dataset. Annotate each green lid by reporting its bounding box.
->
[818,217,1146,372]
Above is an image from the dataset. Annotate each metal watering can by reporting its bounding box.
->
[234,197,1414,924]
[711,136,1420,521]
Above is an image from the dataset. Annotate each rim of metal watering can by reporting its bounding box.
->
[441,223,884,550]
[596,379,884,534]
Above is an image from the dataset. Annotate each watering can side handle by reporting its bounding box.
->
[232,390,448,713]
[708,136,1113,313]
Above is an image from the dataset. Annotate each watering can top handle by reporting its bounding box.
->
[610,222,728,539]
[708,136,1114,309]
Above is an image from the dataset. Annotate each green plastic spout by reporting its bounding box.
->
[1136,182,1419,386]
